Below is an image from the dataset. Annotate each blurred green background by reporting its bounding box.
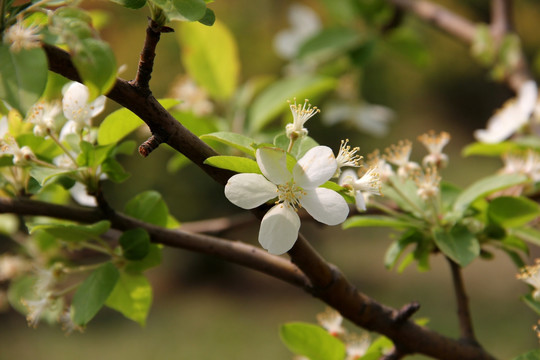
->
[2,0,540,359]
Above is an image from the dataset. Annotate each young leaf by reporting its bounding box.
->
[280,323,346,360]
[0,45,48,115]
[452,173,529,215]
[248,75,337,133]
[274,134,319,159]
[77,141,115,168]
[204,155,261,174]
[462,141,515,157]
[97,99,179,145]
[432,225,480,267]
[297,27,363,61]
[30,220,111,242]
[487,196,540,228]
[343,215,416,229]
[102,158,131,183]
[108,0,146,9]
[72,262,120,325]
[178,20,239,99]
[120,228,151,261]
[124,191,169,227]
[29,166,80,186]
[200,132,256,156]
[511,349,540,360]
[105,271,152,326]
[124,244,163,273]
[384,230,423,270]
[512,227,540,247]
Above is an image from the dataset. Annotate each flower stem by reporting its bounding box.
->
[48,131,78,167]
[387,177,432,223]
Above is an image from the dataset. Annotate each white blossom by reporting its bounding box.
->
[285,98,320,140]
[345,333,371,360]
[273,3,321,59]
[316,307,345,336]
[517,259,540,301]
[224,146,348,254]
[170,76,214,116]
[28,101,61,136]
[415,167,441,201]
[417,131,450,168]
[340,168,381,212]
[475,80,537,143]
[60,82,106,139]
[385,140,420,179]
[3,17,42,53]
[1,136,34,165]
[335,139,361,177]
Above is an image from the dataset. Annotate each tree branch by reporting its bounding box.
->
[39,43,498,359]
[490,0,513,44]
[447,257,478,345]
[387,0,532,92]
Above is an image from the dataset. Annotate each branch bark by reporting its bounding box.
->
[35,43,498,359]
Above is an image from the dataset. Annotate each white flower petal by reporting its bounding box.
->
[517,80,537,115]
[70,182,97,207]
[300,187,349,225]
[294,146,337,188]
[256,147,291,185]
[89,95,106,117]
[355,190,367,211]
[259,205,301,255]
[224,173,277,209]
[339,169,358,186]
[62,82,90,122]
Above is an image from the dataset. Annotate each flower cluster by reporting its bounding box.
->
[517,259,540,301]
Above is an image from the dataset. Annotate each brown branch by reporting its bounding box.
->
[387,0,532,92]
[0,197,308,288]
[39,44,498,359]
[490,0,513,44]
[447,257,478,345]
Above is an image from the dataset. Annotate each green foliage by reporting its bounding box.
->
[29,166,80,186]
[105,271,152,326]
[97,99,179,145]
[512,350,540,360]
[120,228,151,260]
[150,0,207,22]
[124,244,163,273]
[0,45,48,115]
[432,225,480,267]
[279,322,346,360]
[72,262,120,325]
[178,20,239,99]
[124,190,171,227]
[487,197,540,228]
[452,173,529,215]
[274,134,318,159]
[108,0,147,10]
[200,132,257,156]
[297,27,363,62]
[204,155,261,174]
[247,75,337,133]
[30,220,111,242]
[343,215,416,229]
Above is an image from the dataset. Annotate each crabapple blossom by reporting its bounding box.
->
[60,82,106,139]
[339,168,381,211]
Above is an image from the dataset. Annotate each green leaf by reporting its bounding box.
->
[124,244,162,273]
[382,176,425,216]
[124,191,169,227]
[178,20,239,99]
[16,133,63,161]
[432,225,480,267]
[512,349,540,360]
[487,196,540,228]
[521,294,540,316]
[108,0,146,9]
[440,182,461,212]
[320,180,355,203]
[204,155,261,174]
[297,27,362,61]
[0,45,48,115]
[200,132,256,156]
[72,262,120,325]
[29,166,80,186]
[386,27,430,67]
[77,141,115,168]
[72,38,117,100]
[105,271,152,326]
[98,99,178,145]
[384,230,421,270]
[280,323,346,360]
[512,227,540,247]
[273,134,319,159]
[102,158,130,183]
[248,75,337,133]
[30,220,111,242]
[452,173,529,215]
[343,215,416,229]
[462,141,516,157]
[120,228,151,260]
[198,7,215,26]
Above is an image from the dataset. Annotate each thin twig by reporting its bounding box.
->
[447,257,478,345]
[490,0,513,44]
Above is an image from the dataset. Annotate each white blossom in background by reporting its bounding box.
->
[59,309,83,334]
[224,146,348,254]
[316,307,345,336]
[286,98,320,140]
[169,76,214,116]
[366,150,394,182]
[385,140,420,180]
[69,182,97,207]
[0,254,30,281]
[475,80,537,143]
[344,333,371,360]
[0,116,8,139]
[417,130,450,168]
[60,82,106,140]
[273,3,321,59]
[339,168,381,211]
[517,259,540,301]
[1,136,35,165]
[415,167,441,201]
[3,17,42,53]
[323,101,395,138]
[28,101,61,137]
